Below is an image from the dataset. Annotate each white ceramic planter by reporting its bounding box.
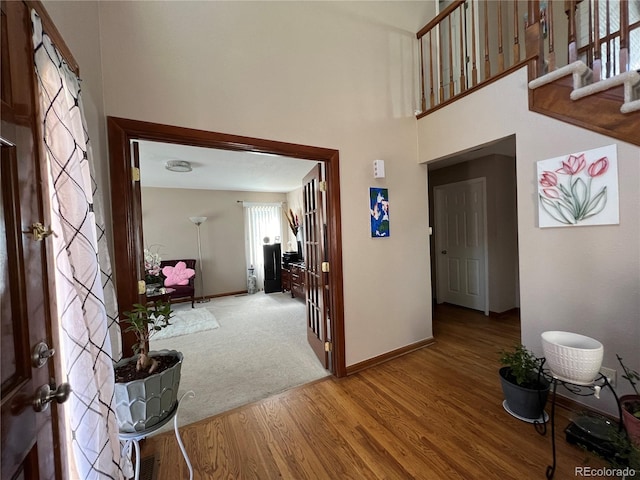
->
[114,350,183,433]
[541,331,603,385]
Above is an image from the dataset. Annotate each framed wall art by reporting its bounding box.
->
[370,187,390,237]
[537,144,619,228]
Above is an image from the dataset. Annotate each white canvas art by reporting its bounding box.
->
[537,144,619,228]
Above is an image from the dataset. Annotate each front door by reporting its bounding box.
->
[303,164,328,368]
[1,1,61,478]
[434,178,488,314]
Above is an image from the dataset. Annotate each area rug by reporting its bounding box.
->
[151,307,220,341]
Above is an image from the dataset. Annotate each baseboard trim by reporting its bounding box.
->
[552,392,619,423]
[346,338,436,375]
[172,290,248,305]
[489,307,520,318]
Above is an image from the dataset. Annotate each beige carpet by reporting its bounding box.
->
[151,292,330,434]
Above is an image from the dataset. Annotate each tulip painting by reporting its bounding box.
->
[537,144,619,228]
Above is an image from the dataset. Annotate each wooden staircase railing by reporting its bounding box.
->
[416,0,640,146]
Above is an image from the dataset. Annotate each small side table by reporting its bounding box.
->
[146,287,176,306]
[119,390,195,480]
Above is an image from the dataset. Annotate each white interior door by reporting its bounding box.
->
[434,178,488,314]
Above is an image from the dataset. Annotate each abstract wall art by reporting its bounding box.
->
[370,187,390,237]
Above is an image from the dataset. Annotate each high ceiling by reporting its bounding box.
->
[138,140,318,193]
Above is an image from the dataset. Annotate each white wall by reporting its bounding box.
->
[418,67,640,414]
[142,188,287,296]
[95,1,436,366]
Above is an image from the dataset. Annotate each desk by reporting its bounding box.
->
[119,390,194,480]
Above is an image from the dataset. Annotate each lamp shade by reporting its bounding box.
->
[189,216,207,225]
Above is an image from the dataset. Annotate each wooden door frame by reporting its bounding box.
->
[107,116,346,377]
[433,177,489,315]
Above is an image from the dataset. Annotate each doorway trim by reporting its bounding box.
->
[107,116,346,377]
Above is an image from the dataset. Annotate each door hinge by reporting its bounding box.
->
[324,341,332,352]
[319,181,327,192]
[132,167,140,182]
[321,262,330,273]
[138,280,146,294]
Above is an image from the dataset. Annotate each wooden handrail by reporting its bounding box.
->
[416,0,465,39]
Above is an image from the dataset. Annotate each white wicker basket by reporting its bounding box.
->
[541,331,603,385]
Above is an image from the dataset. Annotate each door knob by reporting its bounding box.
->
[33,382,71,412]
[441,250,448,254]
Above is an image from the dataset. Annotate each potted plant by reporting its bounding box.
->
[114,300,183,433]
[499,344,550,421]
[607,426,640,473]
[616,354,640,447]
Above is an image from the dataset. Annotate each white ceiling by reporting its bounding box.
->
[137,134,516,192]
[138,140,318,193]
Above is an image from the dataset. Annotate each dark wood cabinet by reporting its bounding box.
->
[281,267,291,293]
[282,262,305,300]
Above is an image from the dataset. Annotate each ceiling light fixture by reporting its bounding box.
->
[165,160,192,172]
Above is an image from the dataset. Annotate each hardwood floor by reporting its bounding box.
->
[141,303,612,479]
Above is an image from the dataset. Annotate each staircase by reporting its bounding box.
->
[528,62,640,145]
[415,0,640,147]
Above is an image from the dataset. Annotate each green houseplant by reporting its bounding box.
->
[114,300,184,433]
[499,344,550,421]
[121,301,173,374]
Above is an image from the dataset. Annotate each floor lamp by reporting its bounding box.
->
[189,216,210,303]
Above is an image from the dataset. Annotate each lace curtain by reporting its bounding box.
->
[243,203,283,291]
[32,11,122,479]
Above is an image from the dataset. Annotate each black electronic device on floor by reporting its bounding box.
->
[564,412,621,463]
